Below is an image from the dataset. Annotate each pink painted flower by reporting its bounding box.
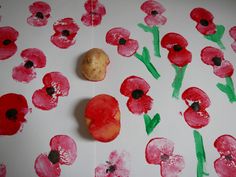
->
[0,164,6,177]
[81,0,106,27]
[12,48,46,83]
[146,137,185,177]
[214,134,236,177]
[95,150,130,177]
[106,27,139,57]
[51,18,79,49]
[201,46,234,78]
[229,26,236,52]
[35,135,77,177]
[27,1,51,27]
[0,26,19,60]
[140,0,167,27]
[120,76,153,114]
[32,72,70,110]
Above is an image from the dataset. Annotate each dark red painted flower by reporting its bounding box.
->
[146,137,185,177]
[32,72,70,110]
[0,164,6,177]
[140,0,167,27]
[229,26,236,52]
[0,26,19,60]
[27,1,51,27]
[190,7,216,35]
[51,18,79,49]
[106,27,139,57]
[214,134,236,177]
[182,87,211,129]
[35,135,77,177]
[120,76,153,114]
[0,93,29,135]
[161,32,192,67]
[201,46,234,78]
[12,48,46,83]
[81,0,106,27]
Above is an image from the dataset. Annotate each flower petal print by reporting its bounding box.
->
[0,93,29,135]
[106,27,139,57]
[145,137,185,177]
[214,135,236,177]
[120,76,153,114]
[0,26,19,60]
[0,164,6,177]
[32,72,70,110]
[229,26,236,52]
[51,18,79,49]
[95,150,130,177]
[81,0,106,26]
[12,48,46,83]
[27,1,51,27]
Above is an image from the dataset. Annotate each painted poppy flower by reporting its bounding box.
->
[229,26,236,52]
[12,48,46,83]
[106,27,139,57]
[27,1,51,27]
[201,46,234,78]
[182,87,211,129]
[214,134,236,177]
[81,0,106,27]
[32,72,70,110]
[0,93,29,135]
[51,18,79,49]
[120,75,153,114]
[95,150,130,177]
[190,7,216,35]
[35,135,77,177]
[140,0,167,27]
[145,137,185,177]
[0,26,19,60]
[0,164,6,177]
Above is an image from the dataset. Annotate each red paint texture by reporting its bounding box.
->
[0,164,6,177]
[229,26,236,52]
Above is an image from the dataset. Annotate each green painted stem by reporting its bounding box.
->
[143,113,161,135]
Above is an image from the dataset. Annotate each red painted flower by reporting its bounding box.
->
[146,137,185,177]
[229,26,236,52]
[190,7,216,35]
[12,48,46,83]
[35,135,77,177]
[106,27,139,57]
[0,164,6,177]
[95,150,130,177]
[27,1,51,27]
[214,134,236,177]
[161,32,192,67]
[32,72,70,110]
[81,0,106,27]
[0,26,19,60]
[140,0,167,27]
[120,76,153,114]
[201,46,234,78]
[51,18,79,49]
[0,93,29,135]
[182,87,211,129]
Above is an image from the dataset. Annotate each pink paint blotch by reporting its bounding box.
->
[0,164,6,177]
[229,26,236,52]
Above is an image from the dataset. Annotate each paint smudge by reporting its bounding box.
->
[161,32,192,99]
[32,72,70,110]
[0,93,30,135]
[35,135,77,177]
[51,18,79,49]
[0,164,6,177]
[81,0,106,27]
[12,48,46,83]
[95,150,130,177]
[27,1,51,27]
[0,26,19,60]
[145,137,185,177]
[143,113,161,135]
[201,46,236,102]
[229,26,236,52]
[214,134,236,177]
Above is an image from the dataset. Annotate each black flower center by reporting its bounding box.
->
[132,89,144,99]
[6,108,18,120]
[24,60,34,69]
[225,154,233,161]
[35,12,44,19]
[200,19,209,26]
[151,10,158,16]
[161,154,169,161]
[190,102,200,112]
[48,150,60,164]
[173,44,182,52]
[119,38,126,45]
[106,164,116,173]
[46,87,55,96]
[212,57,222,66]
[3,39,12,46]
[62,30,70,37]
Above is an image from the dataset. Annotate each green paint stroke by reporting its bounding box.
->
[138,23,161,57]
[143,113,161,135]
[171,64,187,99]
[134,47,160,79]
[193,130,209,177]
[216,77,236,103]
[204,25,225,49]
